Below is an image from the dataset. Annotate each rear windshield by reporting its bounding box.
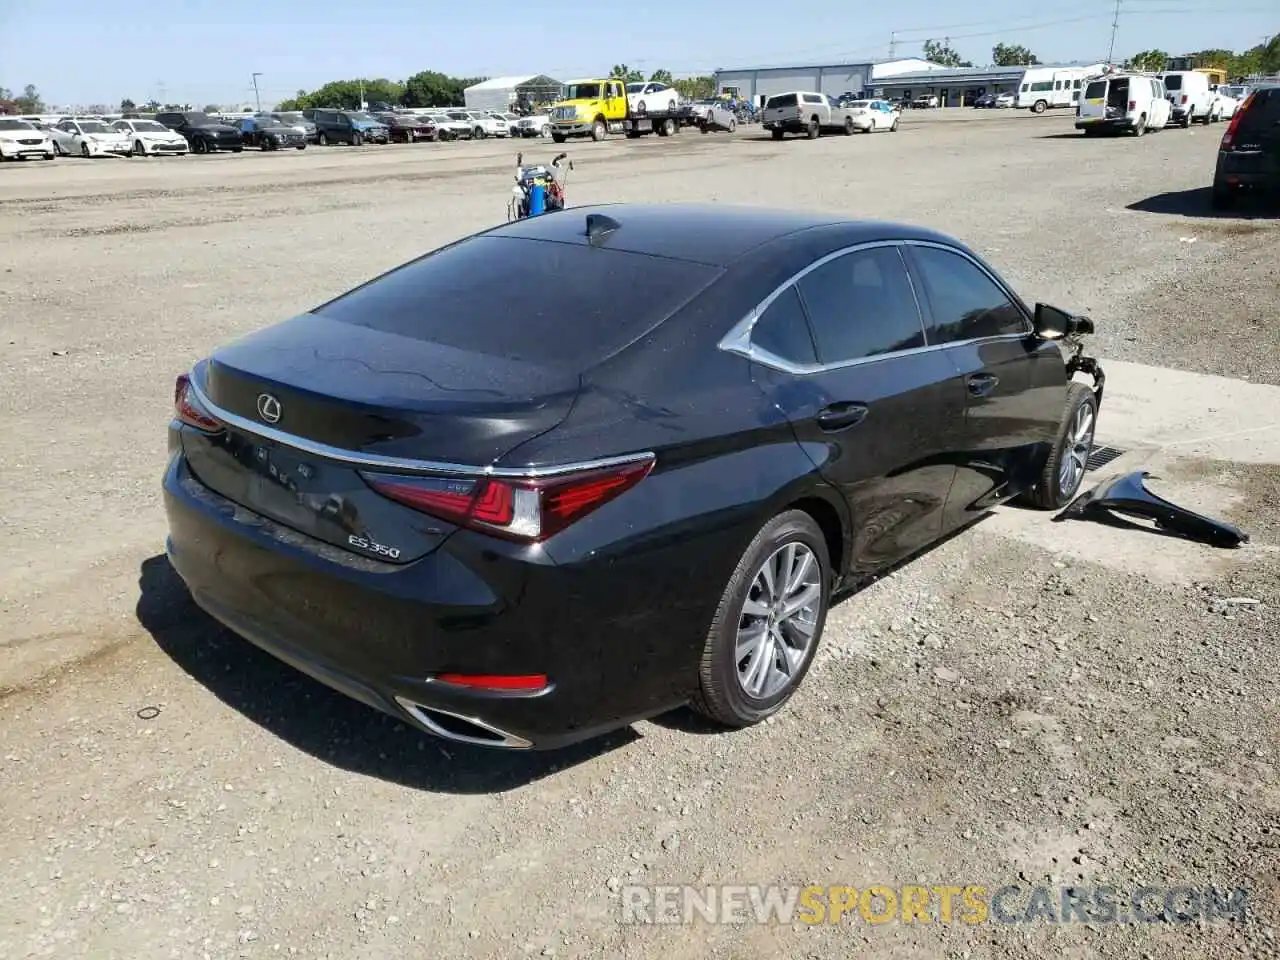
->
[1238,89,1280,132]
[1084,81,1106,99]
[1163,75,1182,90]
[314,236,721,369]
[767,94,798,108]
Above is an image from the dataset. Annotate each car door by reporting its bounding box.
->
[744,243,966,579]
[901,241,1064,529]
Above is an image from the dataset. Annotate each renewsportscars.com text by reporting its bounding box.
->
[620,884,1250,925]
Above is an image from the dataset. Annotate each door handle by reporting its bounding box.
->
[966,374,1000,398]
[816,402,869,431]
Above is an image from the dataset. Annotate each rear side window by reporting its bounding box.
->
[796,246,924,364]
[751,286,816,364]
[1084,81,1106,99]
[314,237,721,370]
[767,94,798,108]
[802,94,823,103]
[909,246,1027,343]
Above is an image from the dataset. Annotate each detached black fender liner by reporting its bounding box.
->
[1053,471,1250,549]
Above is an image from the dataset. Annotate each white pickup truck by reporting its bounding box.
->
[762,91,858,140]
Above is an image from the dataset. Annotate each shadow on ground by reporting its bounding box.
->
[136,554,635,794]
[1126,187,1279,220]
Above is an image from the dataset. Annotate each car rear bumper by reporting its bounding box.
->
[1216,151,1279,191]
[1075,117,1137,131]
[162,452,690,749]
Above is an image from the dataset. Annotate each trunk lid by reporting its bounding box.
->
[183,315,582,563]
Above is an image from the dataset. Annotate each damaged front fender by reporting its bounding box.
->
[1053,470,1249,549]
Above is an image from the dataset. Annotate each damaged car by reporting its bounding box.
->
[162,204,1104,752]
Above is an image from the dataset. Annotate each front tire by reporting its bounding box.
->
[771,127,784,140]
[134,140,146,156]
[591,118,606,141]
[843,117,854,135]
[317,131,328,145]
[1021,383,1098,510]
[691,510,830,728]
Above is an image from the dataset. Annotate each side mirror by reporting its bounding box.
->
[1034,303,1094,340]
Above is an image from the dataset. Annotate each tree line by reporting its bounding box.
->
[274,67,719,111]
[922,35,1280,76]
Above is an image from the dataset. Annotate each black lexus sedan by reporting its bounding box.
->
[164,204,1103,750]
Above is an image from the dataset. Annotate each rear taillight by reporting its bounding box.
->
[1128,100,1136,111]
[173,373,223,432]
[360,455,655,543]
[1180,94,1188,105]
[434,673,548,692]
[1220,92,1255,149]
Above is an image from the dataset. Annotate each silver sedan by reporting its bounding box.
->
[690,100,737,133]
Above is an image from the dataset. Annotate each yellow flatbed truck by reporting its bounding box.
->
[548,78,698,142]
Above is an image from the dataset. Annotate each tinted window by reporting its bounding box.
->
[1084,81,1106,99]
[314,237,721,370]
[767,94,798,108]
[910,246,1027,343]
[1163,75,1182,90]
[1030,81,1052,92]
[751,286,816,364]
[796,247,924,364]
[1238,88,1280,135]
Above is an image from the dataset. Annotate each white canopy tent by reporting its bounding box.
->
[463,75,563,111]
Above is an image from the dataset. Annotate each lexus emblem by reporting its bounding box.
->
[256,393,282,424]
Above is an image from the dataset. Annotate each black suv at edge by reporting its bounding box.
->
[156,112,244,154]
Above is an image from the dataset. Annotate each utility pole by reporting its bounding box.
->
[252,73,263,112]
[889,31,898,59]
[358,78,365,110]
[1105,0,1122,65]
[156,80,166,107]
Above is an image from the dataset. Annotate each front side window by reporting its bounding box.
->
[795,246,925,364]
[909,246,1027,344]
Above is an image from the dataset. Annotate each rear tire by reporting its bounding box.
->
[806,117,819,139]
[1020,383,1098,510]
[843,117,854,135]
[1033,100,1047,114]
[1133,114,1146,137]
[691,510,831,728]
[771,128,784,140]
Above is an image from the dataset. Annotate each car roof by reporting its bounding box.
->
[486,203,957,268]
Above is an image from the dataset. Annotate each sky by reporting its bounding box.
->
[0,0,1273,108]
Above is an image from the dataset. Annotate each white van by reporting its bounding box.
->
[1075,72,1172,136]
[1158,71,1214,126]
[1016,65,1098,112]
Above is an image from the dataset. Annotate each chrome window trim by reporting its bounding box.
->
[717,238,1033,377]
[186,375,656,479]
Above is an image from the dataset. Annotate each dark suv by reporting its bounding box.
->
[155,111,244,154]
[303,109,390,146]
[1213,86,1280,209]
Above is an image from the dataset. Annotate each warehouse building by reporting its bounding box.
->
[463,75,564,112]
[714,58,950,106]
[874,65,1031,106]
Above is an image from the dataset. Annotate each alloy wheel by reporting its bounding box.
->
[735,542,822,700]
[1058,401,1095,496]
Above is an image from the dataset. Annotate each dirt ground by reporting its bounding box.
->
[1,109,1277,960]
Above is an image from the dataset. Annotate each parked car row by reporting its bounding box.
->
[0,104,560,164]
[1074,70,1243,137]
[761,92,901,140]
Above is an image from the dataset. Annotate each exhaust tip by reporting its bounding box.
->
[394,696,532,749]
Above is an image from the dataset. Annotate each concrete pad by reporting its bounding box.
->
[1082,358,1280,465]
[989,358,1279,584]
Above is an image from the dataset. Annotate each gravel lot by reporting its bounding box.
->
[1,110,1277,959]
